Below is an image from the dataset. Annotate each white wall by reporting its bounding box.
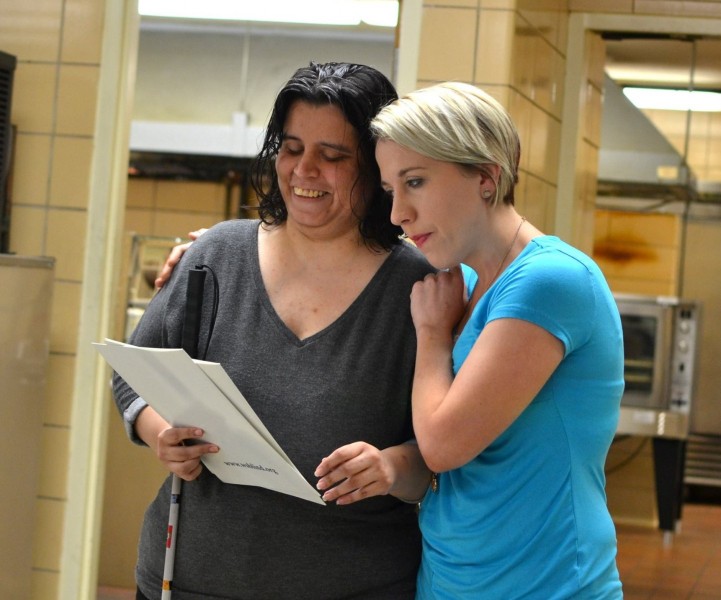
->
[132,24,396,128]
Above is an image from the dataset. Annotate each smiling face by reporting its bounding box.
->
[275,101,364,239]
[377,139,491,269]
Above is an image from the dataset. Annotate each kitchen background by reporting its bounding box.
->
[1,1,721,599]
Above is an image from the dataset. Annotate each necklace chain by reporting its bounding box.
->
[454,216,527,342]
[487,216,526,292]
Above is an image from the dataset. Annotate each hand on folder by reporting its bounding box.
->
[134,405,219,482]
[95,339,325,505]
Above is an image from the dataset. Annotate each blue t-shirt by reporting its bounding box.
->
[417,236,624,599]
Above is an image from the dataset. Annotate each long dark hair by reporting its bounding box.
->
[251,62,401,250]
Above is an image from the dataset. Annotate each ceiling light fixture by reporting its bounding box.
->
[138,0,399,28]
[623,87,721,112]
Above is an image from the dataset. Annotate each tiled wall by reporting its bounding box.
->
[643,108,721,186]
[0,1,106,597]
[415,0,572,238]
[594,210,682,296]
[593,209,682,526]
[125,178,236,238]
[571,0,721,18]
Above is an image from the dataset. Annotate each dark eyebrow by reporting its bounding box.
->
[281,133,354,156]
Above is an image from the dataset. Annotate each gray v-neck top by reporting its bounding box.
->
[113,219,433,599]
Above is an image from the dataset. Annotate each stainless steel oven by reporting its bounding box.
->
[612,293,701,535]
[614,293,700,438]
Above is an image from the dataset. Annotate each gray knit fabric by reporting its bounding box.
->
[112,219,433,599]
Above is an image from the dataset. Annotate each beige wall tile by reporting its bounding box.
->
[418,7,477,82]
[31,498,65,571]
[49,136,93,209]
[61,0,105,63]
[582,81,603,147]
[507,90,532,174]
[556,6,568,55]
[155,180,226,213]
[11,133,52,206]
[12,63,57,134]
[543,182,557,234]
[608,211,680,246]
[710,112,721,136]
[50,281,81,354]
[0,0,62,62]
[569,0,632,11]
[606,275,676,296]
[99,414,167,589]
[517,175,552,233]
[593,210,612,244]
[512,13,538,100]
[481,0,515,8]
[8,205,46,256]
[530,36,554,109]
[532,40,565,118]
[46,209,88,281]
[606,437,657,526]
[517,1,565,51]
[126,178,156,209]
[55,64,99,136]
[571,141,599,254]
[431,0,479,6]
[479,84,510,108]
[708,136,721,162]
[634,0,721,18]
[687,137,709,173]
[527,106,561,184]
[37,426,70,499]
[123,208,154,236]
[31,569,59,600]
[513,177,529,224]
[689,111,711,138]
[704,167,721,182]
[152,211,224,239]
[586,33,606,91]
[595,244,679,282]
[476,9,516,86]
[44,354,75,427]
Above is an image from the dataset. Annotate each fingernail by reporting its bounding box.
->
[194,429,203,436]
[209,445,219,453]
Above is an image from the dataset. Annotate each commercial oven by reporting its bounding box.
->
[614,293,700,535]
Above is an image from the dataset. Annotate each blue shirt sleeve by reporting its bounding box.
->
[484,249,598,356]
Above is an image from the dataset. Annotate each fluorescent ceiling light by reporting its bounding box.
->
[623,87,721,112]
[138,0,399,28]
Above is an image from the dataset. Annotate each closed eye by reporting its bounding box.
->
[321,151,349,162]
[280,141,302,156]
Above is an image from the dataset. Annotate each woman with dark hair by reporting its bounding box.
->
[251,62,398,248]
[114,62,433,600]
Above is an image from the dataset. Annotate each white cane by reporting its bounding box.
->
[161,474,182,599]
[161,266,208,598]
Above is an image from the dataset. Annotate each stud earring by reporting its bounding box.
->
[482,189,492,199]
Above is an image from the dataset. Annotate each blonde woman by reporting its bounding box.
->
[371,82,624,599]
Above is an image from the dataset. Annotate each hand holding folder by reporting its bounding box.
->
[96,339,324,505]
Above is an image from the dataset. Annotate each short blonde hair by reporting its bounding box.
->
[370,81,520,205]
